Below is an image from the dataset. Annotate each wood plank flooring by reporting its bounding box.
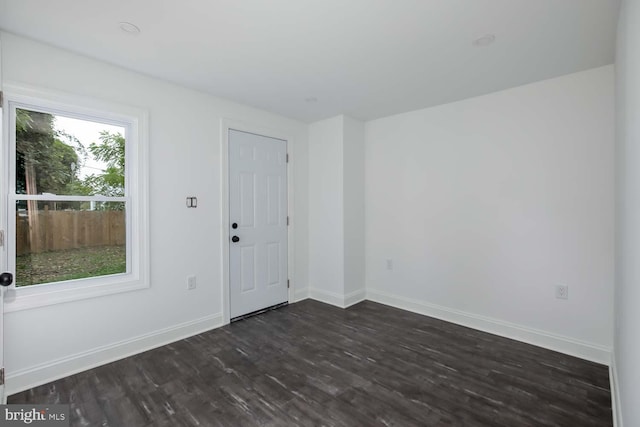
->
[9,300,612,426]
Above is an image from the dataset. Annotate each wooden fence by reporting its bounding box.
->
[16,210,125,255]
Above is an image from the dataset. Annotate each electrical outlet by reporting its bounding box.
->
[187,275,197,290]
[555,284,568,300]
[386,259,393,270]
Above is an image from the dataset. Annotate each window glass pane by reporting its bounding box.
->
[15,108,126,197]
[16,201,126,287]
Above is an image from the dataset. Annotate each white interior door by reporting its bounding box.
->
[229,129,288,319]
[0,92,9,402]
[0,76,7,401]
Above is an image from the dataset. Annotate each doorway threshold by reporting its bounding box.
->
[230,301,289,323]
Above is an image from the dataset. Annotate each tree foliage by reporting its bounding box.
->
[15,109,125,206]
[82,131,125,197]
[16,109,79,196]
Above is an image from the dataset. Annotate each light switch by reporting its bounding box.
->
[186,196,198,208]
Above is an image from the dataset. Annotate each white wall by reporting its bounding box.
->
[365,66,615,361]
[0,32,309,392]
[308,116,345,299]
[343,116,365,298]
[615,0,640,425]
[308,115,365,306]
[0,27,618,402]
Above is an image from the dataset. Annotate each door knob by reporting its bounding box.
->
[232,223,238,229]
[231,236,240,243]
[0,272,13,287]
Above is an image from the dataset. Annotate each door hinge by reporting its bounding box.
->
[0,91,3,105]
[286,153,289,163]
[0,230,4,248]
[287,279,290,289]
[287,216,289,226]
[0,368,5,386]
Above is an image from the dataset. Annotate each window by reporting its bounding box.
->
[2,84,149,311]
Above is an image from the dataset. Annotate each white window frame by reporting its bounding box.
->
[1,83,149,312]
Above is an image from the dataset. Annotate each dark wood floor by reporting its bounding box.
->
[10,300,612,426]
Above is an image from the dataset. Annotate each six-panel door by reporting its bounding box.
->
[229,129,288,318]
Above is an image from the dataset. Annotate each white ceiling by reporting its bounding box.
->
[0,0,620,122]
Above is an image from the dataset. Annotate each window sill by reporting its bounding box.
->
[2,274,149,312]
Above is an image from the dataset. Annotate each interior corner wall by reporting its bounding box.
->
[308,115,365,307]
[615,0,640,425]
[343,116,365,302]
[365,65,615,362]
[308,116,345,303]
[0,31,309,393]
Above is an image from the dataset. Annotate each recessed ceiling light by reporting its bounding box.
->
[473,34,495,47]
[305,97,318,103]
[119,22,141,34]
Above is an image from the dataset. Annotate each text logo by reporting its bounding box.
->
[0,405,69,426]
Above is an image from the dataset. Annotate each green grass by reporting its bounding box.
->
[16,245,126,287]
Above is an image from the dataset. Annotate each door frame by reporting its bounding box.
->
[220,119,295,325]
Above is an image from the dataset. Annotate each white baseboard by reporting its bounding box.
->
[308,287,346,308]
[366,288,612,365]
[308,288,366,308]
[6,288,615,404]
[344,289,366,308]
[6,313,223,396]
[610,356,623,427]
[293,287,309,302]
